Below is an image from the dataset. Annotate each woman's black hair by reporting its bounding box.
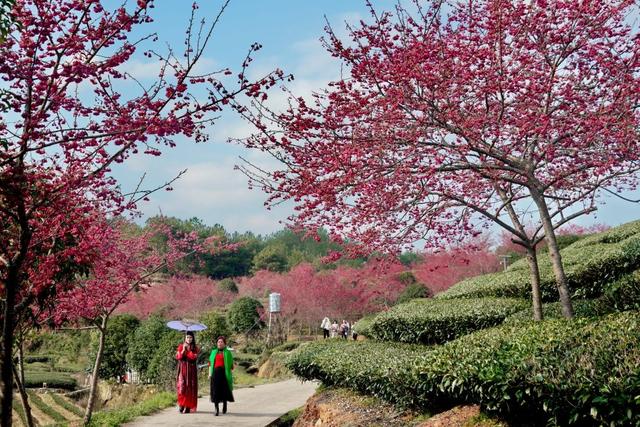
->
[216,335,226,345]
[185,331,197,350]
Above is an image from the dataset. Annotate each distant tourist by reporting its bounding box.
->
[330,320,339,338]
[321,316,331,339]
[209,336,235,416]
[176,331,200,414]
[340,320,350,339]
[351,321,358,341]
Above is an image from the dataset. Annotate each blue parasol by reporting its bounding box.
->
[166,319,207,332]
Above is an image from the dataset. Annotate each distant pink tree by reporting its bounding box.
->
[117,275,235,319]
[413,236,501,294]
[238,259,405,331]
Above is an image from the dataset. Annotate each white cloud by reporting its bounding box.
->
[118,57,218,81]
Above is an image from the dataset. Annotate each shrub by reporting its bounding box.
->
[50,392,84,417]
[598,269,640,312]
[395,283,432,305]
[503,299,611,324]
[227,296,264,334]
[369,297,528,344]
[91,314,140,380]
[126,314,168,381]
[23,371,77,390]
[397,271,418,285]
[25,329,92,356]
[287,312,640,426]
[438,221,640,301]
[145,330,183,390]
[87,391,176,427]
[24,355,50,363]
[198,310,232,353]
[218,277,239,293]
[419,312,640,426]
[271,341,301,352]
[352,313,377,338]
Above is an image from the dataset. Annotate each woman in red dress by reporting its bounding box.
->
[175,331,199,413]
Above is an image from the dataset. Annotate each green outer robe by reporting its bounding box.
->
[209,348,234,391]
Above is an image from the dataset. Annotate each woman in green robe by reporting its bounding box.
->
[208,336,234,416]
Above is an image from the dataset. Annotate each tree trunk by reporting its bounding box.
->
[1,268,19,427]
[83,316,107,425]
[12,365,35,427]
[530,189,574,318]
[495,186,545,321]
[524,246,544,321]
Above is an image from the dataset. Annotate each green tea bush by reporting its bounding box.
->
[598,269,640,312]
[23,371,77,390]
[395,283,432,305]
[287,312,640,426]
[286,340,427,408]
[50,392,84,417]
[434,271,531,300]
[352,313,378,338]
[438,221,640,301]
[271,341,301,352]
[369,298,528,344]
[87,391,176,427]
[419,312,640,426]
[503,299,611,324]
[26,390,66,423]
[12,396,27,427]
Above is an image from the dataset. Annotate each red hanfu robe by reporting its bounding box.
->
[176,343,199,410]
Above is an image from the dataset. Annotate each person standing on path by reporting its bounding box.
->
[175,331,200,414]
[320,316,331,339]
[209,336,235,416]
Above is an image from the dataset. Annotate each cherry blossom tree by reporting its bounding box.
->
[238,0,640,321]
[0,0,286,423]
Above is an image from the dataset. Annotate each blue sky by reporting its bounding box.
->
[111,0,640,238]
[111,0,373,235]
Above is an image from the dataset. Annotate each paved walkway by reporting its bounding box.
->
[123,379,317,427]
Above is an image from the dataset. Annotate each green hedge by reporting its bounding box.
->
[24,355,51,363]
[87,391,176,427]
[23,371,77,390]
[369,298,528,344]
[438,221,640,301]
[598,269,640,312]
[27,391,67,423]
[287,312,640,426]
[287,340,427,408]
[503,299,611,324]
[352,314,377,338]
[50,392,84,417]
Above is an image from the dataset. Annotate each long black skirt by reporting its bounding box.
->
[210,367,234,403]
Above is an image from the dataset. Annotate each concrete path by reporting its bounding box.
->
[123,379,317,427]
